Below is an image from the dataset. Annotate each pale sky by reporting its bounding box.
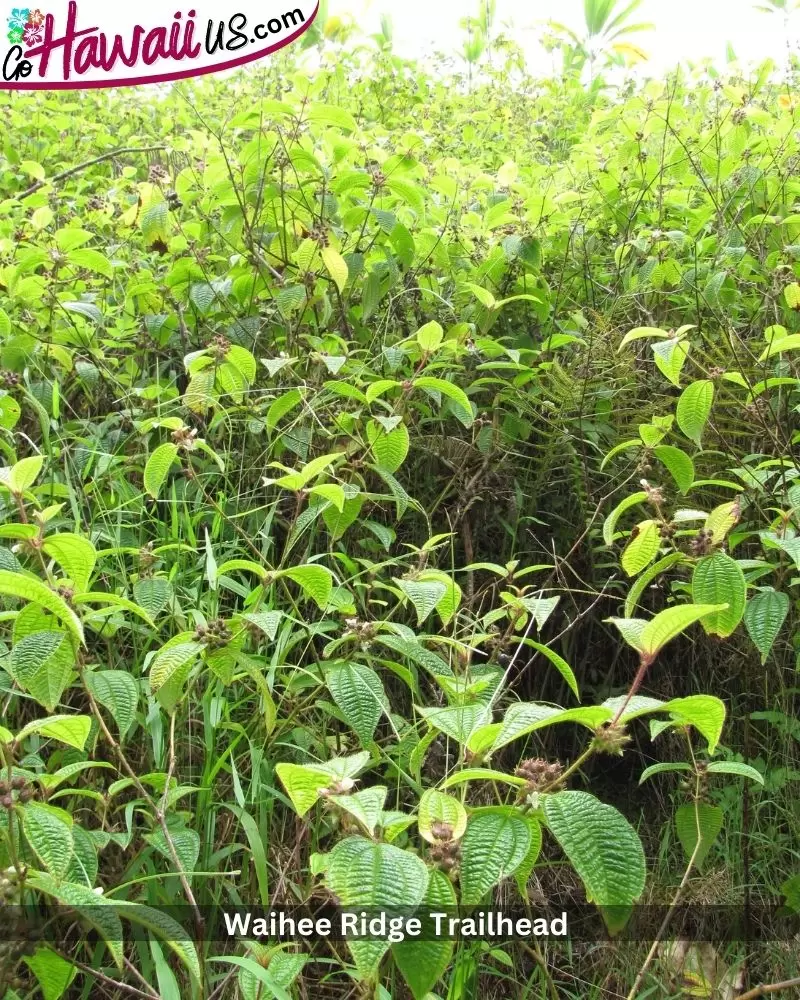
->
[328,0,798,74]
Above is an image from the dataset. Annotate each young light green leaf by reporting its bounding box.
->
[0,570,84,645]
[639,604,728,657]
[603,491,648,546]
[42,534,97,592]
[15,714,92,750]
[9,455,44,493]
[621,520,661,577]
[321,246,349,293]
[417,789,467,843]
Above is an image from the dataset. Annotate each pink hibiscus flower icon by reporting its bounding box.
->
[22,20,42,44]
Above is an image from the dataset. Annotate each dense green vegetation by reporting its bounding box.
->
[0,7,799,998]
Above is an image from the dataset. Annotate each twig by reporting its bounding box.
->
[735,979,800,1000]
[20,146,166,199]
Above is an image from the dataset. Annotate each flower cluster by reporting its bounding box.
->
[6,8,46,47]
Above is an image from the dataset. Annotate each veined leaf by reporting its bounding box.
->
[327,837,429,976]
[744,588,789,664]
[414,377,473,427]
[622,520,661,577]
[326,661,387,745]
[42,534,97,592]
[675,802,723,869]
[691,552,746,637]
[0,570,84,645]
[603,491,648,546]
[393,869,456,1000]
[676,380,714,447]
[144,443,179,499]
[653,445,694,493]
[543,791,646,915]
[459,812,531,905]
[417,789,467,843]
[639,604,728,657]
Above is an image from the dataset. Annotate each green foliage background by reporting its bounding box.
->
[0,14,799,1000]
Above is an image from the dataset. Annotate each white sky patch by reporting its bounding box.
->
[328,0,799,74]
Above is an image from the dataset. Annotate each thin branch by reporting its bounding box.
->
[20,146,166,199]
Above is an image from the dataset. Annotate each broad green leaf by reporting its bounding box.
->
[277,564,333,609]
[758,334,800,360]
[394,577,446,625]
[744,588,789,664]
[326,661,386,745]
[0,570,84,645]
[514,817,544,898]
[543,791,646,913]
[675,802,723,869]
[144,443,179,499]
[661,694,726,754]
[607,617,647,653]
[691,552,746,637]
[322,246,349,293]
[603,491,648,546]
[705,761,764,784]
[622,520,661,577]
[329,786,387,835]
[23,803,74,881]
[275,763,331,817]
[417,789,467,843]
[111,900,201,984]
[85,670,139,738]
[9,455,44,492]
[42,534,97,592]
[149,640,204,692]
[9,629,72,711]
[24,946,76,1000]
[327,837,429,975]
[368,420,409,473]
[493,704,611,751]
[417,704,491,745]
[653,445,694,493]
[414,377,473,427]
[459,812,531,905]
[705,501,740,544]
[27,872,123,968]
[393,869,456,999]
[676,380,714,447]
[416,321,444,352]
[133,577,173,618]
[639,604,728,657]
[15,714,92,750]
